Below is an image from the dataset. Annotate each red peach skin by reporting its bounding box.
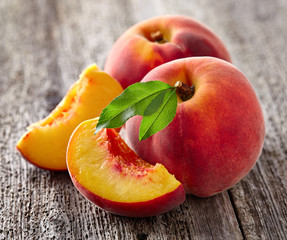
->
[105,15,231,88]
[125,57,265,197]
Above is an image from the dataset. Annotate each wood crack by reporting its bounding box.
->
[228,190,246,240]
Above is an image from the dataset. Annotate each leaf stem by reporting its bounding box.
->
[150,31,167,43]
[175,81,195,101]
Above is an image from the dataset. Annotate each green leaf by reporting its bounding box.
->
[139,88,177,141]
[95,81,175,134]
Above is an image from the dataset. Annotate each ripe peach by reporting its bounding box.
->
[104,15,231,89]
[16,64,123,170]
[66,118,185,217]
[125,57,265,197]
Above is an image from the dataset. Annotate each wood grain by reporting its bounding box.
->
[0,0,286,239]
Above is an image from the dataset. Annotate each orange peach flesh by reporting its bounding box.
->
[16,64,123,170]
[67,118,184,203]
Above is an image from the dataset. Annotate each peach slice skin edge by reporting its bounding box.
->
[16,64,123,170]
[72,178,185,217]
[66,118,186,217]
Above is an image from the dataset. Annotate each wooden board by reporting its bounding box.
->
[0,0,286,239]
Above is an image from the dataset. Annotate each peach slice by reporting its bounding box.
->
[16,64,123,170]
[66,118,185,217]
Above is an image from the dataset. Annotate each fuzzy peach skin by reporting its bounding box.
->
[104,15,231,89]
[66,118,185,217]
[125,57,265,197]
[16,64,123,170]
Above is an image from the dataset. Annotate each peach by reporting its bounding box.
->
[66,118,185,217]
[16,64,123,170]
[125,57,265,197]
[104,15,231,89]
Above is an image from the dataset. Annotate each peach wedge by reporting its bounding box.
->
[66,118,186,217]
[17,64,123,170]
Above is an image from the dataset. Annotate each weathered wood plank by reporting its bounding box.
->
[218,0,287,239]
[0,0,286,239]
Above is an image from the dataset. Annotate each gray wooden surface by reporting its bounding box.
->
[1,0,286,239]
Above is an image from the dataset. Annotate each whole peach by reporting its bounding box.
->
[104,15,231,89]
[125,57,265,197]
